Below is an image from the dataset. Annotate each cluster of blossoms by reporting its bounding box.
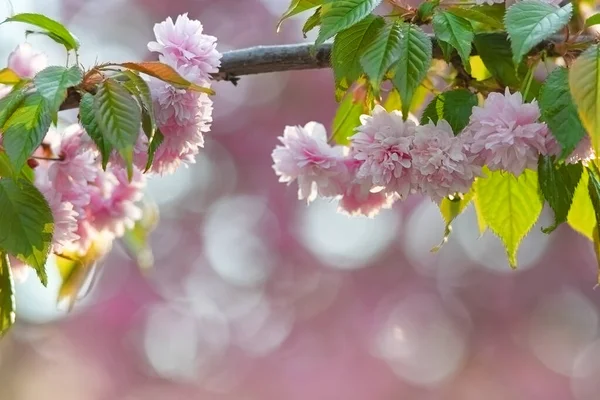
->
[0,14,220,278]
[272,88,593,218]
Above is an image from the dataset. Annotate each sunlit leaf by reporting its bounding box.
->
[116,62,215,95]
[277,0,323,31]
[0,253,15,335]
[432,190,474,252]
[2,13,80,50]
[0,68,20,84]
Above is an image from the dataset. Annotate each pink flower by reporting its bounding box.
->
[7,43,47,78]
[272,122,346,202]
[8,256,29,282]
[566,135,595,165]
[411,120,481,203]
[465,88,549,176]
[337,159,396,217]
[38,185,79,253]
[148,13,221,83]
[350,105,416,199]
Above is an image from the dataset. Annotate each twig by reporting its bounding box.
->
[58,33,592,112]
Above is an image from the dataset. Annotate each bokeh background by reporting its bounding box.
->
[1,0,600,399]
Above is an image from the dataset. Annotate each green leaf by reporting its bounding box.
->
[55,243,104,309]
[568,169,595,240]
[277,0,323,31]
[331,89,365,145]
[420,89,477,134]
[0,178,53,285]
[0,68,21,84]
[417,0,440,23]
[587,170,600,247]
[79,93,112,169]
[3,93,52,171]
[432,11,474,69]
[569,45,600,157]
[447,5,505,31]
[432,190,474,252]
[33,65,82,112]
[585,13,600,28]
[538,155,583,233]
[0,85,27,127]
[473,193,488,235]
[315,0,382,46]
[504,0,573,65]
[473,33,523,87]
[145,128,164,172]
[2,13,80,50]
[121,70,155,137]
[331,15,384,86]
[391,23,432,118]
[115,62,215,95]
[539,67,586,159]
[302,7,322,37]
[360,21,404,90]
[0,253,15,336]
[475,168,543,268]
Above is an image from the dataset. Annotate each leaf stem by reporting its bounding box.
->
[520,65,535,100]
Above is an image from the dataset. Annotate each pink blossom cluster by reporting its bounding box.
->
[272,88,592,217]
[0,14,221,278]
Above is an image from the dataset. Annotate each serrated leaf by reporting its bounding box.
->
[505,0,572,65]
[417,1,439,23]
[539,67,586,159]
[332,15,384,87]
[115,62,214,95]
[0,85,27,127]
[145,128,164,172]
[0,253,15,335]
[360,21,404,90]
[0,178,53,285]
[432,11,474,70]
[585,13,600,28]
[475,168,543,268]
[0,68,20,84]
[587,171,600,265]
[432,190,474,252]
[122,70,155,137]
[420,89,477,134]
[331,89,365,145]
[34,65,82,112]
[568,168,595,240]
[3,93,52,171]
[391,23,432,118]
[570,45,600,157]
[303,7,322,37]
[538,155,583,233]
[316,0,382,46]
[473,193,488,235]
[2,13,79,50]
[79,93,112,169]
[277,0,323,31]
[447,5,505,31]
[473,33,523,87]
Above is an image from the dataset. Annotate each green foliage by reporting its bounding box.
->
[539,67,586,159]
[315,0,382,46]
[475,169,543,268]
[538,156,583,233]
[278,0,323,31]
[473,33,523,87]
[505,0,573,65]
[332,15,384,88]
[569,45,600,157]
[302,7,323,37]
[391,23,432,118]
[116,62,215,95]
[568,169,595,240]
[34,66,83,113]
[3,93,53,172]
[121,70,155,137]
[79,93,112,169]
[331,88,365,145]
[0,84,27,127]
[1,13,80,50]
[360,21,404,90]
[432,191,474,252]
[0,178,54,285]
[93,79,142,178]
[145,128,165,172]
[416,1,439,23]
[447,5,505,31]
[432,11,474,70]
[0,253,15,336]
[420,89,477,134]
[585,13,600,28]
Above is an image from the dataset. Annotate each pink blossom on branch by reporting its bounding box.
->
[350,105,416,199]
[464,88,550,177]
[0,43,48,99]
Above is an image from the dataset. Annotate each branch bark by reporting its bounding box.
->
[59,33,589,112]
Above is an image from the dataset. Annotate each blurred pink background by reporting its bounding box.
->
[1,1,600,399]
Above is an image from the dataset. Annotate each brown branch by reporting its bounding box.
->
[58,33,593,112]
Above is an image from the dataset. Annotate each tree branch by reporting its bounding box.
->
[58,33,591,112]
